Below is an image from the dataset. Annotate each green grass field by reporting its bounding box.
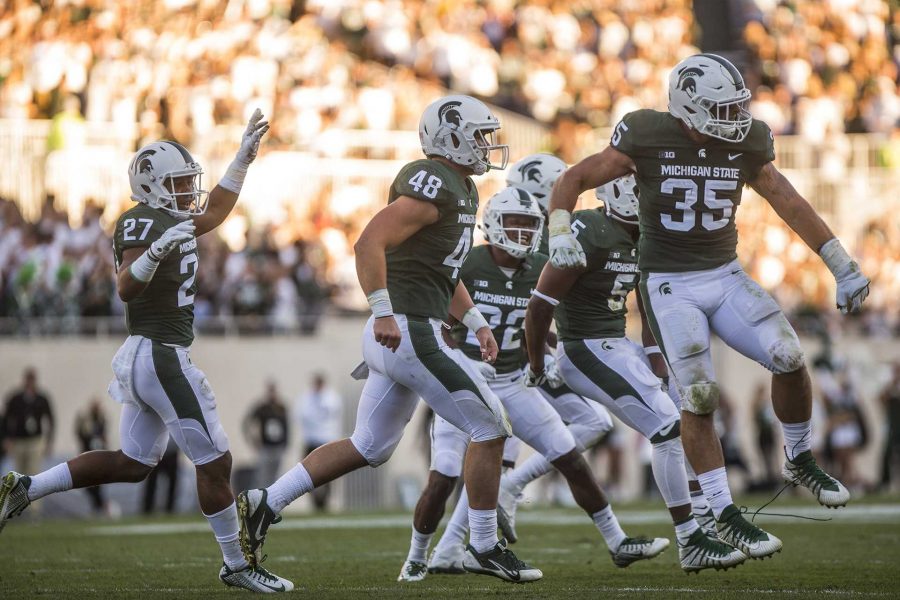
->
[2,496,898,599]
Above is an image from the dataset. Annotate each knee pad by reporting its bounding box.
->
[568,422,609,452]
[682,382,719,415]
[431,447,465,478]
[767,337,805,374]
[650,419,681,443]
[350,430,398,468]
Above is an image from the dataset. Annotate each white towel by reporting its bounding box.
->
[107,335,143,405]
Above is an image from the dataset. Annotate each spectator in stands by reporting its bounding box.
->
[295,372,343,511]
[2,368,54,478]
[243,381,290,490]
[74,396,107,514]
[879,362,900,491]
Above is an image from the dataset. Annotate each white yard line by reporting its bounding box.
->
[87,503,900,537]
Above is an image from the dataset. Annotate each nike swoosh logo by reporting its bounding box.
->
[257,580,286,592]
[728,153,743,160]
[254,516,267,544]
[487,558,521,581]
[656,422,676,438]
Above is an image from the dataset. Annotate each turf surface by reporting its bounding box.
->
[1,497,898,599]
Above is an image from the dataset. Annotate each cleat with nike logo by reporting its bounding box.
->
[695,509,719,539]
[237,488,281,566]
[496,474,523,544]
[219,562,294,593]
[397,560,428,582]
[0,472,31,535]
[679,528,746,573]
[610,536,670,567]
[463,539,542,583]
[782,450,850,508]
[428,544,467,575]
[716,504,782,559]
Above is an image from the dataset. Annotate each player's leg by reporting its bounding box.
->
[402,318,540,583]
[429,481,471,574]
[399,415,468,581]
[710,265,849,507]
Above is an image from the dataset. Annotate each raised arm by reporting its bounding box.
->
[193,109,269,237]
[524,261,584,382]
[547,146,634,268]
[354,196,440,351]
[750,162,869,313]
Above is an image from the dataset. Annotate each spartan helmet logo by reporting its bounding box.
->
[518,160,543,183]
[438,101,463,127]
[135,149,156,176]
[677,67,704,95]
[513,188,532,208]
[658,282,673,295]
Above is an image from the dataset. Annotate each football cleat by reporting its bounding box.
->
[782,450,850,508]
[219,562,294,593]
[496,475,523,544]
[716,505,782,559]
[0,472,31,535]
[428,544,467,575]
[678,528,746,573]
[610,536,670,568]
[237,488,281,566]
[695,509,719,538]
[463,539,542,583]
[397,560,428,582]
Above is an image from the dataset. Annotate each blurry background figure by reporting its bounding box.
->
[142,439,180,515]
[587,427,623,503]
[880,362,900,492]
[243,380,290,489]
[74,396,107,515]
[296,372,343,511]
[717,390,749,480]
[823,371,867,491]
[750,381,780,491]
[2,368,54,478]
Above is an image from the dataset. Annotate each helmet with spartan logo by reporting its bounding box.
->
[506,153,567,213]
[128,140,208,216]
[480,187,544,258]
[418,95,509,175]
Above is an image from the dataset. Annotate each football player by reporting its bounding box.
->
[0,111,292,592]
[546,54,867,558]
[526,176,747,572]
[506,153,567,255]
[400,188,668,582]
[236,95,542,583]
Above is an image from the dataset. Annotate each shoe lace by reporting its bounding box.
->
[737,482,831,524]
[722,512,769,543]
[251,565,279,583]
[498,547,528,569]
[620,536,653,550]
[792,455,836,490]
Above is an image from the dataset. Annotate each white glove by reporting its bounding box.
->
[525,354,564,389]
[149,220,195,261]
[236,108,269,165]
[819,239,870,314]
[474,360,497,381]
[548,209,586,268]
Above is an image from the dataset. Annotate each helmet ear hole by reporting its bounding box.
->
[450,133,461,149]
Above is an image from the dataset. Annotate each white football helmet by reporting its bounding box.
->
[419,95,508,175]
[481,187,544,258]
[668,53,752,143]
[128,141,208,216]
[596,175,639,224]
[506,153,567,213]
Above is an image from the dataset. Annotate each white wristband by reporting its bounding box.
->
[366,288,393,318]
[643,345,662,356]
[532,289,560,306]
[548,209,573,236]
[218,158,249,194]
[818,238,853,279]
[462,307,490,332]
[128,249,161,283]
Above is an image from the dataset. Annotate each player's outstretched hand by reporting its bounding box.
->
[836,269,869,314]
[476,327,499,364]
[236,108,270,165]
[374,315,402,351]
[549,231,586,268]
[149,220,195,260]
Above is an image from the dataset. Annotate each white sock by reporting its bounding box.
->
[591,505,627,551]
[435,484,470,551]
[674,516,700,545]
[650,438,691,508]
[690,488,711,516]
[406,526,433,563]
[468,507,498,553]
[697,467,733,520]
[204,502,248,571]
[781,419,812,461]
[27,463,73,501]
[266,463,314,514]
[508,452,552,490]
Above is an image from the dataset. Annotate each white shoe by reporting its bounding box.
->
[782,450,850,508]
[428,544,467,574]
[716,505,783,559]
[496,475,522,543]
[610,536,670,567]
[463,539,542,583]
[219,562,294,592]
[397,560,428,582]
[0,472,31,535]
[678,528,747,573]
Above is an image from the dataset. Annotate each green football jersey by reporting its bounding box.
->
[386,159,479,319]
[452,245,548,374]
[113,204,198,346]
[610,109,774,273]
[555,209,639,341]
[539,221,549,256]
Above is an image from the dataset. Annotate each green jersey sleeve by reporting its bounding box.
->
[391,160,458,217]
[113,207,169,269]
[609,110,651,158]
[742,119,776,179]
